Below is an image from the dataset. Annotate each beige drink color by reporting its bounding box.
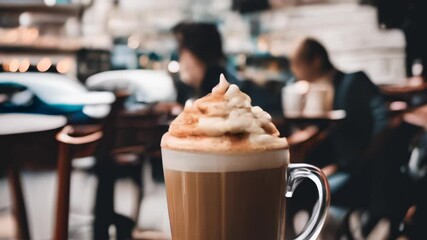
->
[161,75,329,240]
[162,150,288,240]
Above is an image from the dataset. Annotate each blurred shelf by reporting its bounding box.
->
[0,3,85,15]
[0,45,80,54]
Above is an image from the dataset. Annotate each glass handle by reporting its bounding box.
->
[286,163,331,240]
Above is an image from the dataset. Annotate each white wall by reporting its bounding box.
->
[258,3,406,84]
[83,0,406,85]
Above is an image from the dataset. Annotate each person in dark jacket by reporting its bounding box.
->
[290,37,389,174]
[171,21,238,104]
[286,38,391,237]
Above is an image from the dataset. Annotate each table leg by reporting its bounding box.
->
[54,143,72,240]
[8,166,31,240]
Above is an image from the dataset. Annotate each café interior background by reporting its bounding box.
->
[0,0,426,239]
[0,0,406,84]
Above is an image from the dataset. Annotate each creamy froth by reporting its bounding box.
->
[161,74,288,152]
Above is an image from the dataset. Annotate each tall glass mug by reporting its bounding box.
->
[162,147,330,240]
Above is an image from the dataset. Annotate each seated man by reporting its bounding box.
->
[286,38,391,237]
[289,37,389,175]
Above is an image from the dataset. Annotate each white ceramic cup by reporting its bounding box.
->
[303,88,328,115]
[282,86,305,116]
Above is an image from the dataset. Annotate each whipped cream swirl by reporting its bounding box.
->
[161,74,288,152]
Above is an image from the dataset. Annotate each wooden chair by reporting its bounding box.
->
[115,109,169,160]
[54,125,103,240]
[1,124,102,240]
[92,90,171,239]
[287,126,325,163]
[93,91,148,239]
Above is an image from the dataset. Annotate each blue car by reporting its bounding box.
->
[0,72,115,123]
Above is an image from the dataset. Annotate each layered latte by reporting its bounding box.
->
[161,75,289,240]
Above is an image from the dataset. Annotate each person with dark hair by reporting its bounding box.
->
[171,21,238,103]
[150,22,238,184]
[291,38,335,82]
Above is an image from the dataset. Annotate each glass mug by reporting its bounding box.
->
[162,148,330,240]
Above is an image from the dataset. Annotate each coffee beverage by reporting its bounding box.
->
[161,74,329,240]
[162,149,288,240]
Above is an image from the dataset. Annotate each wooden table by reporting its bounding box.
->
[274,110,346,133]
[284,110,346,122]
[403,105,427,130]
[0,113,66,240]
[379,82,427,106]
[273,110,346,163]
[0,114,67,170]
[0,113,66,136]
[380,82,427,97]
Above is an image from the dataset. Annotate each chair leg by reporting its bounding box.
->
[54,143,73,240]
[94,160,115,240]
[8,166,31,240]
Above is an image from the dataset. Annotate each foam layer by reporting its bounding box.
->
[162,149,289,172]
[161,74,288,152]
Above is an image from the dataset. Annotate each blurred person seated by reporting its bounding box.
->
[286,38,391,237]
[289,37,389,175]
[141,22,240,184]
[171,21,239,106]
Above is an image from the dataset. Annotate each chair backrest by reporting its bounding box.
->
[115,109,168,151]
[364,119,421,166]
[56,125,103,158]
